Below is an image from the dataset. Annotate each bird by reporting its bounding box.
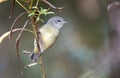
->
[30,16,67,62]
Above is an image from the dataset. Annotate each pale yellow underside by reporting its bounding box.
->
[34,24,59,53]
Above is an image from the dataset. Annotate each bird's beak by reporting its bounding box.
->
[64,21,67,23]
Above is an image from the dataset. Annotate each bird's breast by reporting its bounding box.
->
[40,25,59,51]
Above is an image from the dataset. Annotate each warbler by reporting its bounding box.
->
[30,16,67,62]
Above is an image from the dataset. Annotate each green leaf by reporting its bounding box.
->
[39,7,55,15]
[28,11,35,17]
[39,19,44,22]
[46,12,55,15]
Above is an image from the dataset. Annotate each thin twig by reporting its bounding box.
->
[24,62,38,68]
[31,17,46,78]
[9,12,27,40]
[29,0,33,10]
[16,19,29,74]
[36,0,40,7]
[31,18,41,52]
[22,50,31,54]
[0,0,7,3]
[39,55,46,78]
[9,0,15,18]
[0,28,33,44]
[16,0,29,13]
[41,0,64,10]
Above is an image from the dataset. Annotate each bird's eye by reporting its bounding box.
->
[57,20,61,22]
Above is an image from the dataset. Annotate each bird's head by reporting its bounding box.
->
[47,16,67,29]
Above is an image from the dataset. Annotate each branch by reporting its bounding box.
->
[31,18,41,52]
[31,17,46,78]
[36,0,40,7]
[0,28,33,44]
[39,56,46,78]
[41,0,64,10]
[9,0,15,18]
[16,19,29,74]
[9,12,27,40]
[16,0,29,12]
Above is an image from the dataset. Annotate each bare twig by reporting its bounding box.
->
[31,17,46,78]
[39,56,46,78]
[0,0,7,3]
[9,0,15,18]
[22,50,31,54]
[0,28,33,44]
[16,0,29,13]
[24,62,38,68]
[36,0,40,7]
[9,12,27,40]
[30,0,33,9]
[41,0,64,10]
[31,18,41,53]
[16,19,29,74]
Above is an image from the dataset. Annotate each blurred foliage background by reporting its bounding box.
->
[0,0,120,78]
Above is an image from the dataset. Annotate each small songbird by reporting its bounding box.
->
[30,16,67,62]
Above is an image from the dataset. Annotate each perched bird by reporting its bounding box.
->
[30,16,67,62]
